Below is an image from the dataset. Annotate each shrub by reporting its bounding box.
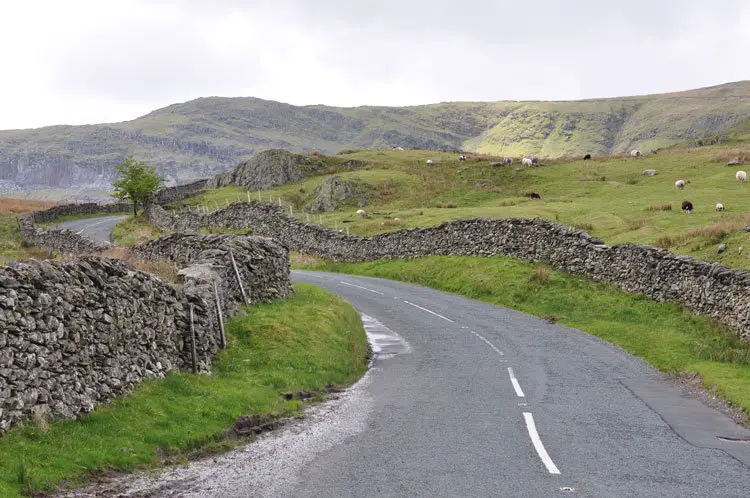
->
[646,203,672,211]
[529,266,551,285]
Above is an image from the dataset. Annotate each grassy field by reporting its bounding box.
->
[0,284,368,497]
[306,256,750,421]
[0,198,54,262]
[111,215,162,246]
[183,146,750,269]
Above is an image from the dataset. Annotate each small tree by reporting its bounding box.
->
[112,157,164,216]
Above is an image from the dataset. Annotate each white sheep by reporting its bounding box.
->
[675,179,685,190]
[522,157,533,166]
[716,203,725,211]
[356,209,366,215]
[737,170,747,182]
[458,155,467,161]
[631,149,642,157]
[426,159,433,165]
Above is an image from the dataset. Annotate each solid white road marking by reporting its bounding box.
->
[508,367,525,397]
[402,301,454,323]
[523,412,561,474]
[340,281,385,295]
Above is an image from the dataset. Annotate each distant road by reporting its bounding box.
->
[54,215,128,244]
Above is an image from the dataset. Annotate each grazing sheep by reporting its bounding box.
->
[356,209,366,215]
[681,200,693,213]
[458,155,467,161]
[503,157,513,165]
[716,203,725,212]
[642,169,657,176]
[717,243,726,254]
[522,157,533,166]
[737,170,747,182]
[675,179,685,190]
[527,192,542,199]
[531,156,540,166]
[583,154,592,160]
[631,149,642,157]
[426,159,433,165]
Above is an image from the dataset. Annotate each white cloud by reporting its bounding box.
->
[0,0,748,129]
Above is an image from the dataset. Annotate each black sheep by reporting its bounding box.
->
[583,154,592,160]
[527,192,542,199]
[681,200,693,213]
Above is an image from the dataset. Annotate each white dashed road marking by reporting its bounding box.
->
[402,301,454,322]
[339,281,385,295]
[523,412,561,474]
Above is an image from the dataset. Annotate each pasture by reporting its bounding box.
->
[181,146,750,269]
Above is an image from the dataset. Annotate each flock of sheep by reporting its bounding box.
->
[420,150,747,220]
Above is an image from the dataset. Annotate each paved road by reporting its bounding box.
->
[283,272,750,497]
[54,215,129,244]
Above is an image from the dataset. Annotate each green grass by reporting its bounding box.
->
[306,256,750,419]
[0,214,47,262]
[0,284,368,496]
[187,146,750,268]
[111,215,162,246]
[37,211,128,228]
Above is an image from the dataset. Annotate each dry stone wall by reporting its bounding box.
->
[1,230,291,435]
[150,179,209,205]
[147,201,750,340]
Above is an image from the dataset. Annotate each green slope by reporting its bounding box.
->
[1,81,749,191]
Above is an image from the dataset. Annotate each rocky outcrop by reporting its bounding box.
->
[207,149,326,190]
[0,233,291,435]
[147,201,750,341]
[308,176,374,212]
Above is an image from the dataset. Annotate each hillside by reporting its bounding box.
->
[1,81,749,193]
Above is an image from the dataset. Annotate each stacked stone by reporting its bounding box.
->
[147,201,750,341]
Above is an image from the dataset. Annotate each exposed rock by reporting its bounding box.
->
[308,176,374,213]
[207,149,326,190]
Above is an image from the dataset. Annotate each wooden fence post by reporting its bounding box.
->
[229,247,249,304]
[189,304,198,374]
[214,282,226,348]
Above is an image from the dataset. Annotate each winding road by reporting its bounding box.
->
[61,216,750,497]
[54,214,129,244]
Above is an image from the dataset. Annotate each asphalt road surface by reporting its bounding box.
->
[54,215,129,244]
[62,225,750,497]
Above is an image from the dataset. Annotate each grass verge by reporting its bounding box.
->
[111,215,162,246]
[0,284,368,497]
[306,256,750,419]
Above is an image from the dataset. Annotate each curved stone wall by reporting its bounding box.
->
[147,201,750,340]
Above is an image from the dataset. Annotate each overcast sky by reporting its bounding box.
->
[1,0,749,130]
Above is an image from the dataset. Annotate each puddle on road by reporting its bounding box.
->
[361,313,411,359]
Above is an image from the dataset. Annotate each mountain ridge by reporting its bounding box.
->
[1,80,748,193]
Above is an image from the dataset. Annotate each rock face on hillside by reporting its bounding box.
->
[309,176,374,212]
[208,149,326,190]
[2,81,750,193]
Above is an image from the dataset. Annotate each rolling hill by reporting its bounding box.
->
[1,81,749,193]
